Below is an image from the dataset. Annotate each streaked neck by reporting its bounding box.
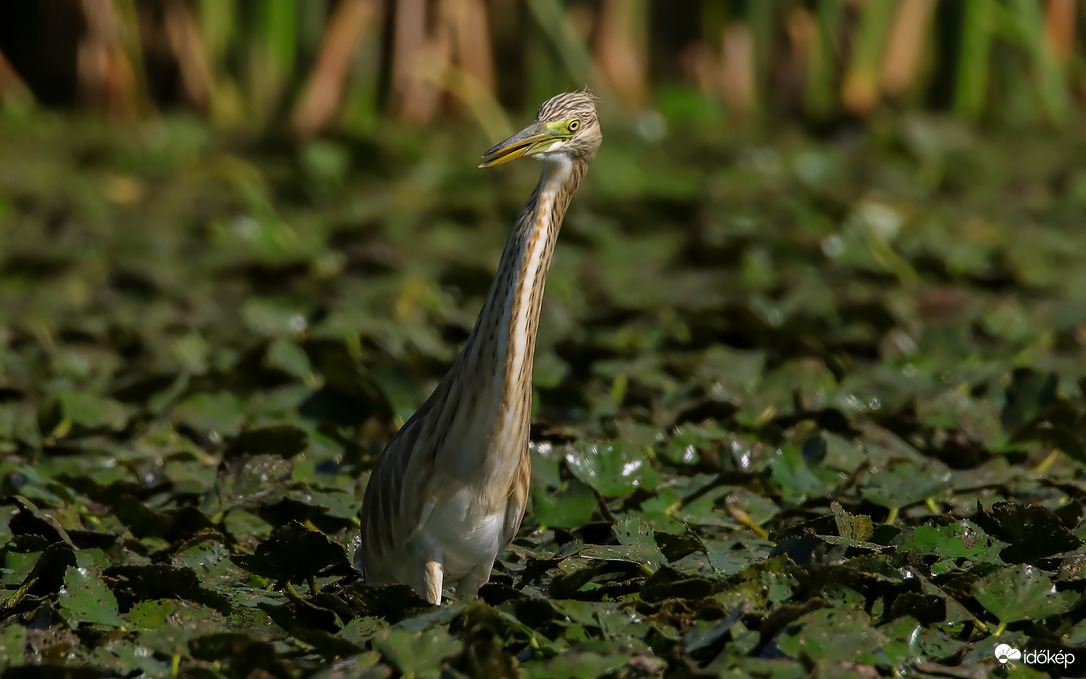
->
[452,155,587,448]
[502,157,577,397]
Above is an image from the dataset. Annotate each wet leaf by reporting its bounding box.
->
[832,502,873,542]
[979,501,1083,563]
[126,598,224,630]
[973,565,1081,623]
[171,391,245,437]
[59,557,125,628]
[564,441,658,497]
[522,651,629,679]
[0,624,28,666]
[225,425,309,459]
[106,563,232,614]
[53,392,128,431]
[532,477,597,529]
[776,608,893,666]
[897,521,1004,566]
[372,627,460,677]
[232,520,349,582]
[242,299,309,337]
[861,462,951,512]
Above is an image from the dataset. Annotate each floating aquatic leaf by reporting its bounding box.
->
[52,392,128,431]
[171,391,245,437]
[531,476,597,529]
[776,608,893,667]
[265,337,313,381]
[896,520,1004,566]
[225,424,309,459]
[106,563,232,614]
[832,502,873,542]
[233,520,348,583]
[126,598,224,630]
[861,462,951,513]
[979,501,1083,564]
[522,651,629,679]
[581,520,667,571]
[0,624,28,666]
[59,557,125,628]
[564,440,658,497]
[372,627,460,678]
[973,565,1080,623]
[764,443,827,505]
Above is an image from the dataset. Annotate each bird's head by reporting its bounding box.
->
[479,91,602,168]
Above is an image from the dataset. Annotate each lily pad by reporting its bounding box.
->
[564,440,658,497]
[59,555,125,628]
[776,608,894,667]
[232,520,349,582]
[973,565,1080,623]
[861,462,951,513]
[896,520,1004,566]
[52,392,128,431]
[371,627,460,677]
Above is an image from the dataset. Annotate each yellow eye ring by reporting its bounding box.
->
[567,120,580,133]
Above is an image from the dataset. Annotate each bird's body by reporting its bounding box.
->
[356,92,602,604]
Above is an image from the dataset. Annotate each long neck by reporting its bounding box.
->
[445,156,587,461]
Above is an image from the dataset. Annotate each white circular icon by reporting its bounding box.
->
[994,644,1022,664]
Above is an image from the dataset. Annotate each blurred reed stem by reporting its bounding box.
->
[1005,0,1072,125]
[247,0,298,124]
[954,0,992,120]
[1,0,1085,132]
[842,0,898,115]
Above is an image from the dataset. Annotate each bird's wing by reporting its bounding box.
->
[358,392,445,572]
[502,444,532,544]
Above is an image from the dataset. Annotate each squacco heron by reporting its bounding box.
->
[356,92,602,604]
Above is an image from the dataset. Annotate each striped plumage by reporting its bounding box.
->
[356,92,602,604]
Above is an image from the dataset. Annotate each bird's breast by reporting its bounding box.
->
[418,485,507,580]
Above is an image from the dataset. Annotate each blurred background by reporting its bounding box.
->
[0,0,1083,434]
[0,0,1082,132]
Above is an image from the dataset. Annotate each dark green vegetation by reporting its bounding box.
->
[1,113,1085,678]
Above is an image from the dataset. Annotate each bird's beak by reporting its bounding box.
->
[479,122,560,168]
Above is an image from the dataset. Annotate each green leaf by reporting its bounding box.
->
[372,627,460,677]
[171,391,245,436]
[0,623,27,666]
[55,392,128,431]
[776,608,891,666]
[266,338,313,380]
[60,560,126,628]
[764,444,827,504]
[704,540,775,576]
[973,565,1080,623]
[982,501,1083,563]
[242,299,309,337]
[173,332,211,374]
[897,521,1004,564]
[861,462,950,511]
[522,651,629,679]
[832,502,873,542]
[564,441,658,498]
[581,517,665,569]
[232,520,348,582]
[126,599,223,630]
[532,477,597,529]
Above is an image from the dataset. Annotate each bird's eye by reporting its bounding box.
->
[567,119,580,133]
